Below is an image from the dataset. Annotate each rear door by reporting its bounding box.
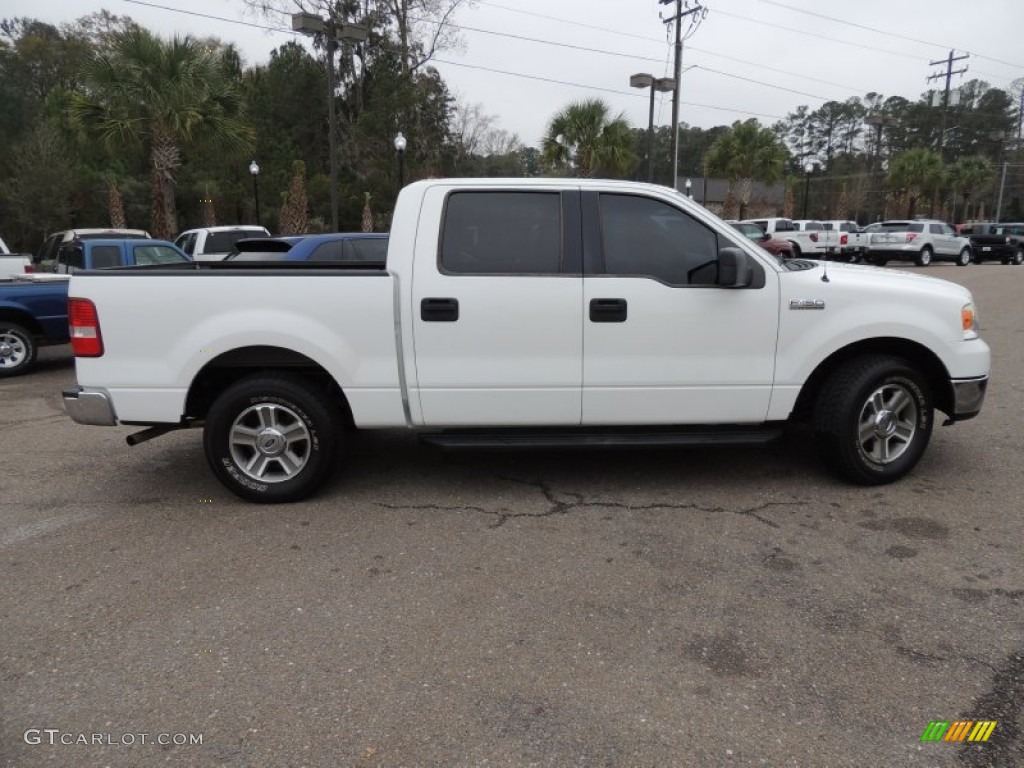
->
[410,187,583,426]
[581,191,779,425]
[929,223,957,257]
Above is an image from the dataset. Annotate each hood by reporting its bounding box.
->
[782,260,972,302]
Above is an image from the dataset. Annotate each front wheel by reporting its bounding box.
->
[956,248,971,267]
[1012,248,1024,266]
[814,355,933,485]
[203,374,341,503]
[0,322,38,377]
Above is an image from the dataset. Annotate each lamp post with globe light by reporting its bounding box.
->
[394,132,407,191]
[802,162,814,219]
[249,160,261,226]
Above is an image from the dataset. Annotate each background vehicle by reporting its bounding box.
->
[63,179,989,503]
[726,220,793,259]
[1,236,34,276]
[35,229,150,272]
[790,220,840,255]
[0,274,70,376]
[174,226,270,261]
[55,239,189,273]
[742,217,827,258]
[822,220,868,262]
[959,222,1023,265]
[864,220,972,266]
[225,233,389,262]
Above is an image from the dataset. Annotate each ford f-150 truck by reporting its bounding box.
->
[62,179,990,503]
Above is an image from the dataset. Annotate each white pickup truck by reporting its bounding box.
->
[742,217,828,258]
[63,179,990,503]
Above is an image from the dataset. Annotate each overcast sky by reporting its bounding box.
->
[6,0,1023,148]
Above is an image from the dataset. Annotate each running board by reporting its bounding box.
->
[419,425,784,450]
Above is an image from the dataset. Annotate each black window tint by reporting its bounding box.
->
[349,238,388,262]
[441,192,561,274]
[61,246,84,270]
[309,240,346,261]
[909,223,924,233]
[599,194,719,286]
[91,245,122,268]
[805,222,823,231]
[206,231,262,253]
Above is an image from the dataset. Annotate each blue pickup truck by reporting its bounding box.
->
[1,239,188,376]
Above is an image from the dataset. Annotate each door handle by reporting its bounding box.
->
[421,297,459,322]
[589,298,627,323]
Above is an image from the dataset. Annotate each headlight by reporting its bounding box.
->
[962,301,978,339]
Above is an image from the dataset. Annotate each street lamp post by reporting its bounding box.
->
[292,13,367,232]
[802,162,814,219]
[630,73,675,183]
[394,132,407,191]
[249,160,261,226]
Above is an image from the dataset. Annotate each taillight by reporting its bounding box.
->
[841,234,848,245]
[68,298,104,357]
[810,233,818,242]
[24,264,35,273]
[906,233,918,242]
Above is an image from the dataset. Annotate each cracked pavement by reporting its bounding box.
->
[2,266,1022,767]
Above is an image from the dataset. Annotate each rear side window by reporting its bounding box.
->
[176,232,197,255]
[929,224,943,234]
[441,192,561,275]
[773,219,795,232]
[90,245,123,268]
[599,194,719,286]
[308,240,345,261]
[804,221,823,231]
[206,231,263,254]
[58,245,84,271]
[348,238,388,262]
[133,245,188,265]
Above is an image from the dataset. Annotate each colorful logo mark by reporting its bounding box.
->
[920,721,997,742]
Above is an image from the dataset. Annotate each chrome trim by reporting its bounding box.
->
[789,299,825,310]
[390,270,413,426]
[951,377,988,420]
[62,387,118,426]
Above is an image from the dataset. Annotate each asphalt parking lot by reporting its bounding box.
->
[2,264,1022,768]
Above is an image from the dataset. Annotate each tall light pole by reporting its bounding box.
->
[803,162,814,219]
[394,132,407,191]
[248,160,261,226]
[292,13,367,232]
[630,73,675,183]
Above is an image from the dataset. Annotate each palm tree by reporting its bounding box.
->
[887,148,943,219]
[704,119,786,219]
[70,28,254,238]
[946,155,993,222]
[541,99,636,178]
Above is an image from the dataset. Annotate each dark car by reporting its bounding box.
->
[960,222,1024,265]
[726,220,794,259]
[225,233,389,263]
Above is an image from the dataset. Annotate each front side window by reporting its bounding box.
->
[440,191,561,275]
[348,238,388,262]
[90,245,123,268]
[309,240,346,261]
[599,194,719,286]
[133,245,188,265]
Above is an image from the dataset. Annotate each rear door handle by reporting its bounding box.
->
[421,297,459,322]
[589,298,627,323]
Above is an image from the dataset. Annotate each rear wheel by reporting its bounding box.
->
[956,248,971,267]
[1013,248,1024,266]
[0,322,37,377]
[915,246,933,266]
[203,374,341,503]
[814,355,933,485]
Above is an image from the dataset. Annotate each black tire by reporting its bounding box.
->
[874,257,888,266]
[956,247,971,267]
[0,322,38,377]
[790,243,802,259]
[814,355,933,485]
[915,246,933,267]
[1013,248,1024,266]
[203,374,341,503]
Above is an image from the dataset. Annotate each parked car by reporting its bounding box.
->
[864,220,972,267]
[1,236,34,276]
[35,229,151,272]
[726,220,793,259]
[959,222,1024,265]
[63,178,989,502]
[55,239,189,273]
[822,220,868,261]
[174,226,271,261]
[225,233,389,262]
[0,274,71,376]
[742,217,827,258]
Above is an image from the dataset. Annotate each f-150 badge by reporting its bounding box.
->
[789,299,825,310]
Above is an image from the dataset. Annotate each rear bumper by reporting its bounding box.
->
[62,386,118,426]
[950,376,987,421]
[972,244,1014,259]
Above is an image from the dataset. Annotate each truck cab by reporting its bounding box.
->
[55,239,189,273]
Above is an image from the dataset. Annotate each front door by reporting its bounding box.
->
[581,191,780,425]
[411,187,584,427]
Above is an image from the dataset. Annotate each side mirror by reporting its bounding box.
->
[717,247,753,288]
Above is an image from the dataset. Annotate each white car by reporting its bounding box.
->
[1,236,34,276]
[174,226,271,262]
[864,220,972,267]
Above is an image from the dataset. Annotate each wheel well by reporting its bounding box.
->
[184,345,354,427]
[791,338,954,422]
[0,309,43,336]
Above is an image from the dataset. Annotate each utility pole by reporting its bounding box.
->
[660,0,706,191]
[926,50,968,216]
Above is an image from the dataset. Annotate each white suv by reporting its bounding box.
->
[864,220,972,267]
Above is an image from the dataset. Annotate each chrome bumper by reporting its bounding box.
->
[62,387,118,426]
[950,376,987,421]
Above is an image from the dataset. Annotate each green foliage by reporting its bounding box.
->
[542,99,637,178]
